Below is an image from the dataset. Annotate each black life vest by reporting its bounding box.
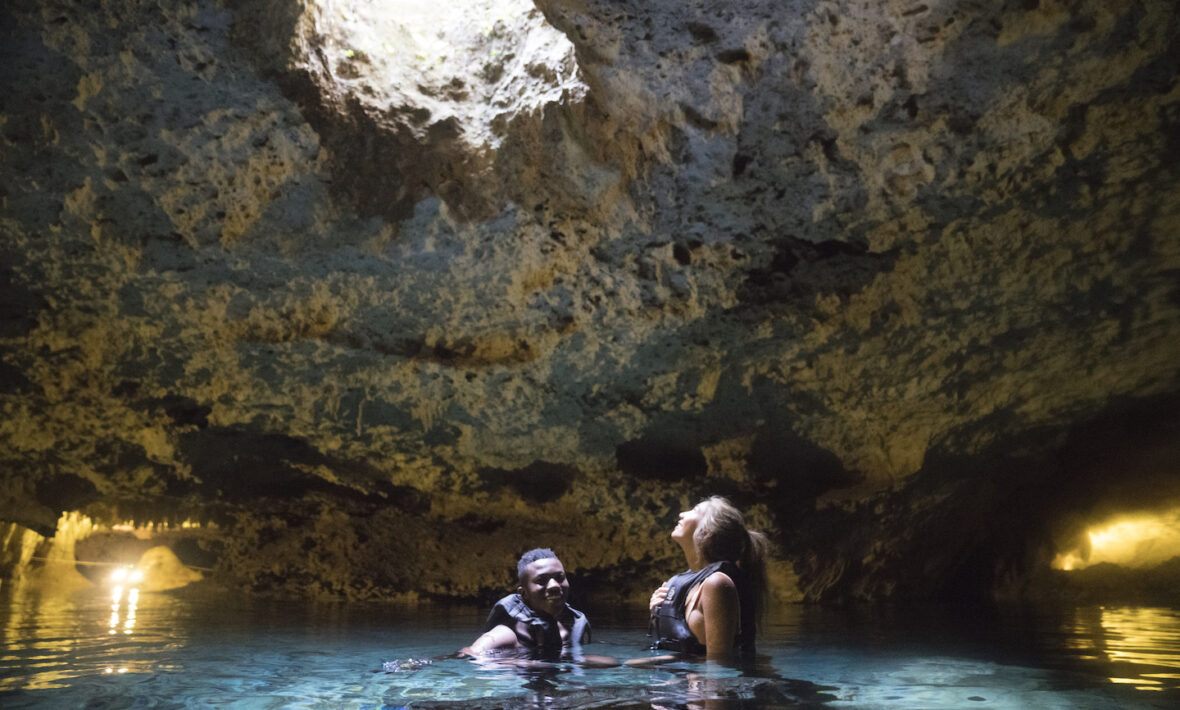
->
[650,560,755,655]
[484,593,591,661]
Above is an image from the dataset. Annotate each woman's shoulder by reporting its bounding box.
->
[700,568,738,595]
[684,566,737,615]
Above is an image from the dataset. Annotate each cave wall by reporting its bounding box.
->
[1,0,1178,602]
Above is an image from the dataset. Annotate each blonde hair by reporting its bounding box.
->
[692,496,769,625]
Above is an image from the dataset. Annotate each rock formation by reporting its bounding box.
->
[1,0,1178,603]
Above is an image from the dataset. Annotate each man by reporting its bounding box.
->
[462,548,591,662]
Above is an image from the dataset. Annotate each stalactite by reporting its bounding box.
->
[0,522,45,586]
[26,512,97,590]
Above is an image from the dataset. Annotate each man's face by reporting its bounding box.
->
[518,557,569,617]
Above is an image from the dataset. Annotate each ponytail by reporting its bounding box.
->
[742,528,769,627]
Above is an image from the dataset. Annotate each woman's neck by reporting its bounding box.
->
[678,541,704,572]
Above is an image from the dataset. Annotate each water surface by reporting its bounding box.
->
[2,582,1177,708]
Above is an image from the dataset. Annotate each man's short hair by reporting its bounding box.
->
[517,548,560,578]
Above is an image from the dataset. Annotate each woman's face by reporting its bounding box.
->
[671,505,702,544]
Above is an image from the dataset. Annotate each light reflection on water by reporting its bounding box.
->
[1064,606,1180,692]
[1,583,1178,708]
[1,581,177,691]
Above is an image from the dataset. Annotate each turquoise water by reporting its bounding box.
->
[1,582,1178,708]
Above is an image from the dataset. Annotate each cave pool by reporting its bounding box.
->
[2,584,1178,709]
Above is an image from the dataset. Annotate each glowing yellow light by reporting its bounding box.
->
[1051,552,1082,571]
[129,570,143,583]
[1053,507,1180,571]
[109,568,127,583]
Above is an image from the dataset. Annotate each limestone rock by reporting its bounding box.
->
[137,545,203,592]
[0,0,1177,602]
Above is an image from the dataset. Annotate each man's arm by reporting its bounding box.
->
[459,624,518,656]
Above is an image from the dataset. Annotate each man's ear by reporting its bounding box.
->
[517,584,523,594]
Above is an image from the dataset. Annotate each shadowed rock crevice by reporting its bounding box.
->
[616,437,707,482]
[34,475,100,513]
[0,249,47,341]
[136,394,213,429]
[174,427,423,505]
[748,427,861,506]
[477,461,579,503]
[737,237,900,307]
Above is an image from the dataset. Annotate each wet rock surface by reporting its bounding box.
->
[1,0,1178,602]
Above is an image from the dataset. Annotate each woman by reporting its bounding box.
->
[648,496,768,660]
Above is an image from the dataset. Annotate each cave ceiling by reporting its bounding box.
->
[1,0,1178,602]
